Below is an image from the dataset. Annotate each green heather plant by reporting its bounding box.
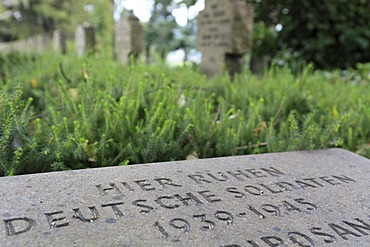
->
[0,50,369,176]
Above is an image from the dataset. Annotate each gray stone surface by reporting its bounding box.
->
[114,11,143,64]
[75,25,95,57]
[0,149,369,246]
[197,0,254,78]
[52,30,67,54]
[0,34,50,54]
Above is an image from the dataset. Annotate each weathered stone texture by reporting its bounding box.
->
[75,25,95,57]
[0,149,369,246]
[114,11,143,64]
[197,0,254,77]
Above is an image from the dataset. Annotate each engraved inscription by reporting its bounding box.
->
[4,218,36,236]
[197,0,252,54]
[155,214,370,245]
[44,211,69,229]
[197,2,233,50]
[225,175,356,198]
[1,149,369,247]
[221,218,370,246]
[153,198,318,240]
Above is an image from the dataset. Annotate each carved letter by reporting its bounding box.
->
[187,174,212,184]
[332,175,356,183]
[328,223,361,240]
[260,167,285,176]
[132,200,154,213]
[175,193,203,206]
[244,185,264,196]
[343,218,370,236]
[4,217,36,235]
[310,227,336,244]
[154,178,182,188]
[226,187,245,198]
[206,172,229,182]
[198,190,222,203]
[101,202,125,217]
[44,211,69,228]
[288,231,314,246]
[261,236,284,246]
[95,183,123,196]
[226,170,251,181]
[72,206,100,222]
[134,179,155,191]
[155,196,180,209]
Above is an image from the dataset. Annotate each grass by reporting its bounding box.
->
[0,50,369,176]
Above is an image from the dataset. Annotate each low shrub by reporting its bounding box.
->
[0,51,369,175]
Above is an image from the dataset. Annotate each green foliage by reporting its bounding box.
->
[252,22,278,59]
[0,85,34,175]
[1,50,370,176]
[144,0,177,60]
[144,0,199,61]
[0,0,113,52]
[250,22,278,73]
[251,0,370,69]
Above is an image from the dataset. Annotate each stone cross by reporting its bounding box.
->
[197,0,254,78]
[114,11,143,64]
[75,25,96,57]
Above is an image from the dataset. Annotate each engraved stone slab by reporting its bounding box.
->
[114,11,143,64]
[197,0,254,77]
[0,149,369,246]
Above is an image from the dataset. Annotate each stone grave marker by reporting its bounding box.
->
[35,34,50,53]
[197,0,254,78]
[0,34,50,54]
[75,25,96,57]
[52,30,67,54]
[114,11,143,64]
[0,148,369,246]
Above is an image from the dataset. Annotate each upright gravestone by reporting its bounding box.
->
[24,36,37,53]
[114,11,143,64]
[35,34,50,53]
[0,34,50,54]
[0,149,369,246]
[197,0,254,78]
[75,25,96,57]
[52,30,67,54]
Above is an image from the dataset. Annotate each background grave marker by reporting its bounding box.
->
[75,25,96,57]
[197,0,254,78]
[52,30,67,54]
[114,11,143,64]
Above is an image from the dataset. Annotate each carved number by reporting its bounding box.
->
[214,211,234,225]
[193,214,216,230]
[260,204,281,216]
[294,198,318,210]
[169,218,191,233]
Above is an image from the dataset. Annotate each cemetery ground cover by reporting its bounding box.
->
[1,51,370,176]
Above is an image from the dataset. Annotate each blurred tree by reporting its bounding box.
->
[172,19,196,62]
[249,22,278,73]
[144,0,176,61]
[0,0,113,54]
[249,0,370,69]
[171,0,197,62]
[144,0,198,62]
[80,1,113,54]
[0,0,77,40]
